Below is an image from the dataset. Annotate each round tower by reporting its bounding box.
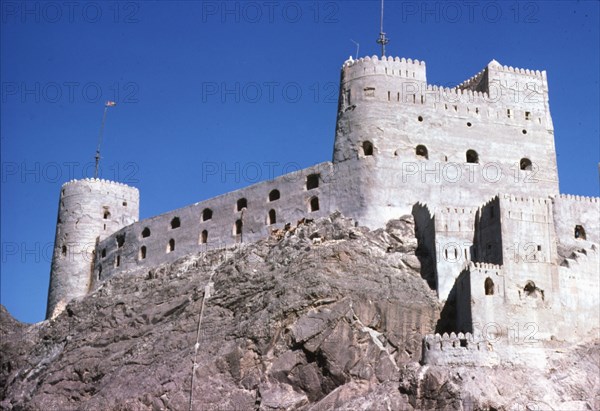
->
[46,178,139,319]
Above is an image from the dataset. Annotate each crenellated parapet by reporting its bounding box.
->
[61,178,139,191]
[557,194,599,203]
[342,55,426,82]
[421,332,500,366]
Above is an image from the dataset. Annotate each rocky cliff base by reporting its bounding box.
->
[1,214,598,410]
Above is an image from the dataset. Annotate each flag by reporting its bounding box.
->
[105,101,117,107]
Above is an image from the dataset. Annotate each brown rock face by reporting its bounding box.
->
[1,214,598,410]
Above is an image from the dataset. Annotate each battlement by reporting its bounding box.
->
[341,55,427,83]
[500,194,552,206]
[557,194,599,203]
[470,262,502,271]
[342,55,425,69]
[61,178,138,191]
[421,332,501,367]
[437,207,476,216]
[423,332,481,351]
[487,59,546,80]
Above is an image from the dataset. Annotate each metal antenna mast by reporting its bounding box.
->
[94,101,115,178]
[350,39,360,59]
[376,0,389,57]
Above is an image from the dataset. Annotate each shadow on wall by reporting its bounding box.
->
[412,203,437,291]
[435,268,473,334]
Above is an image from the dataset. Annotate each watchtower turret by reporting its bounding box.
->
[46,178,139,319]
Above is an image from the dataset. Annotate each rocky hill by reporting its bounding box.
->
[1,214,598,410]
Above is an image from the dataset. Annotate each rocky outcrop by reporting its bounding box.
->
[1,213,598,410]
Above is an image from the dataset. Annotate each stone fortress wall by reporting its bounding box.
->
[47,53,600,361]
[46,179,139,318]
[92,162,336,286]
[332,56,559,228]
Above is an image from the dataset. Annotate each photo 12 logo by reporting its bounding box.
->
[1,161,140,184]
[1,81,139,104]
[200,1,340,24]
[1,1,141,24]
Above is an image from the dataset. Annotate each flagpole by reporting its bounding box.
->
[94,103,112,179]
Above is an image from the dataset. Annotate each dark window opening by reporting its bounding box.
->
[524,280,540,298]
[234,219,243,235]
[306,174,319,190]
[525,111,531,120]
[61,245,67,257]
[268,209,277,225]
[103,210,110,219]
[269,189,280,202]
[167,239,175,253]
[520,158,532,171]
[363,87,375,97]
[466,149,479,164]
[101,248,106,258]
[416,145,428,159]
[170,217,181,229]
[310,197,320,212]
[467,122,472,127]
[362,141,374,156]
[98,265,102,280]
[122,201,127,207]
[202,208,213,221]
[115,255,121,268]
[522,129,527,135]
[237,198,247,211]
[485,277,494,296]
[142,227,151,238]
[201,230,208,244]
[574,225,586,240]
[116,234,125,248]
[140,246,147,260]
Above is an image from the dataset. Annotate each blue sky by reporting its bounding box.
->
[1,1,599,323]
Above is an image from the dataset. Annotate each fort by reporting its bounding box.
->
[45,55,599,364]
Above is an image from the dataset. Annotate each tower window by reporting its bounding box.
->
[101,248,106,258]
[170,217,181,229]
[309,196,320,212]
[234,219,243,235]
[484,277,494,296]
[466,149,479,164]
[167,239,175,253]
[61,245,67,257]
[200,230,208,244]
[269,189,280,202]
[142,227,151,238]
[520,158,532,171]
[416,145,428,159]
[574,225,586,240]
[103,210,111,219]
[202,208,213,221]
[362,141,374,156]
[122,201,127,207]
[116,234,125,248]
[306,174,319,190]
[237,198,247,212]
[115,255,121,268]
[525,111,531,120]
[139,246,147,260]
[268,209,277,225]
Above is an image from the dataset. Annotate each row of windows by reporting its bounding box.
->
[99,196,322,260]
[362,141,534,170]
[361,87,542,124]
